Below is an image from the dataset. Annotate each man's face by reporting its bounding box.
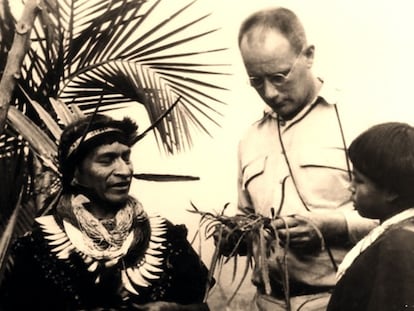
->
[240,28,314,119]
[75,141,133,205]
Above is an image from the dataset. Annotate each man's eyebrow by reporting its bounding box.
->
[98,149,131,157]
[249,68,291,77]
[96,151,121,157]
[270,67,291,75]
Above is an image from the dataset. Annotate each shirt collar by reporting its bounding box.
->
[261,78,342,126]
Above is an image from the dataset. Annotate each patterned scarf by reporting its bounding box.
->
[336,207,414,280]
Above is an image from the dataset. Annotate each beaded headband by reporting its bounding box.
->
[67,127,123,158]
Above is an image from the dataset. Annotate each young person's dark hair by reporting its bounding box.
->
[348,122,414,203]
[327,122,414,311]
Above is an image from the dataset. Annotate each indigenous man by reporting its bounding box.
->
[0,114,210,311]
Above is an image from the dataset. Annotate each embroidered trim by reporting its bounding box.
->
[36,214,167,295]
[67,127,123,157]
[336,207,414,280]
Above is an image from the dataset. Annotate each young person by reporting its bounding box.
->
[327,122,414,311]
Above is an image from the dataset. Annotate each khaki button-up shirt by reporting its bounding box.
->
[237,83,377,289]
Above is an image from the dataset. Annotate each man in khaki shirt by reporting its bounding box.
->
[218,6,377,311]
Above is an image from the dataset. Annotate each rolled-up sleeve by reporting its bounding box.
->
[341,203,378,243]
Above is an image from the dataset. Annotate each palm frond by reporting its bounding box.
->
[23,0,230,153]
[49,97,85,126]
[19,87,62,141]
[6,106,59,173]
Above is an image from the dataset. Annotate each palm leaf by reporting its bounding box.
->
[49,97,85,126]
[19,87,62,141]
[23,0,230,153]
[6,106,59,173]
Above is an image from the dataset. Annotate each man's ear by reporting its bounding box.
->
[303,44,315,68]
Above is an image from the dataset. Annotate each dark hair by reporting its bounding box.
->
[238,7,307,54]
[58,114,138,191]
[348,122,414,200]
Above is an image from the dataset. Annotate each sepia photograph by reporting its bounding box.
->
[1,0,414,310]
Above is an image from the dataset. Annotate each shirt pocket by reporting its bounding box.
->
[299,147,349,172]
[297,147,351,207]
[242,156,267,190]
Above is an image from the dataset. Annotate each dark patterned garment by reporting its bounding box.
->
[0,215,209,311]
[327,217,414,311]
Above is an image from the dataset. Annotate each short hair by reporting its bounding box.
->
[348,122,414,200]
[238,7,307,55]
[58,114,138,191]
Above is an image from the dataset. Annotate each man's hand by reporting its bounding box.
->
[268,211,348,253]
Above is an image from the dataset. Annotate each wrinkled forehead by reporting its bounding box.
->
[242,26,287,45]
[240,27,294,58]
[94,141,131,155]
[240,28,296,72]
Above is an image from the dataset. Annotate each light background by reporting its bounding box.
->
[10,0,414,308]
[119,3,414,306]
[11,0,414,235]
[119,0,414,254]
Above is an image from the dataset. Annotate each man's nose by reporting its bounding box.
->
[114,158,132,176]
[263,79,280,99]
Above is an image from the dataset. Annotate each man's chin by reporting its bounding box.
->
[105,194,130,206]
[270,105,292,119]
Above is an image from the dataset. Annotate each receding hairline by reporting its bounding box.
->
[238,7,307,55]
